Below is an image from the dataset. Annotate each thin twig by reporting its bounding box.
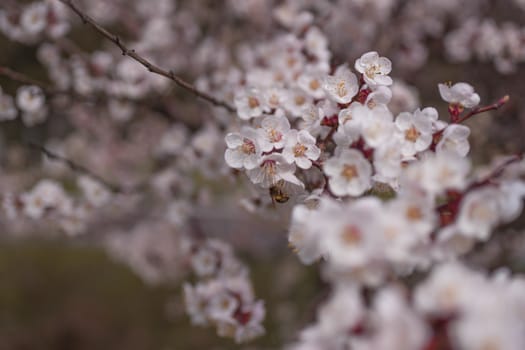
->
[0,66,56,92]
[0,65,183,122]
[58,0,236,113]
[457,95,510,124]
[26,141,143,194]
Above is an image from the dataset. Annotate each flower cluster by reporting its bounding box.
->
[3,175,111,236]
[290,262,525,350]
[221,23,525,348]
[0,85,48,126]
[445,18,525,74]
[184,238,265,344]
[0,1,70,43]
[289,152,525,283]
[223,27,485,201]
[1,0,525,347]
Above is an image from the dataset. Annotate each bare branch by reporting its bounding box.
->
[0,66,56,92]
[58,0,236,113]
[26,141,144,194]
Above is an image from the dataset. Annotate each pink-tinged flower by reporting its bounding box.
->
[20,2,47,35]
[20,179,70,219]
[365,85,392,110]
[299,104,324,136]
[337,102,365,140]
[323,65,359,104]
[297,71,326,99]
[288,204,323,265]
[78,176,111,208]
[438,82,480,108]
[415,262,477,315]
[224,127,262,170]
[257,113,291,152]
[366,287,429,350]
[373,139,403,184]
[247,153,303,188]
[402,152,471,197]
[282,130,320,169]
[324,149,372,196]
[234,87,268,120]
[319,197,383,269]
[16,85,45,113]
[394,108,435,157]
[456,187,502,240]
[360,106,394,148]
[436,124,471,156]
[355,51,393,87]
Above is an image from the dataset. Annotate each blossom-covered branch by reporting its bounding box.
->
[58,0,236,113]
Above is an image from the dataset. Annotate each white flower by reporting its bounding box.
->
[224,127,262,170]
[438,82,480,108]
[456,187,502,240]
[16,85,45,113]
[0,94,17,120]
[207,292,239,321]
[365,85,392,110]
[324,149,372,197]
[299,104,324,136]
[320,198,383,269]
[21,179,70,219]
[373,139,403,181]
[337,102,365,142]
[263,87,286,110]
[498,181,525,222]
[415,262,478,315]
[354,51,393,87]
[436,124,471,156]
[298,71,326,99]
[191,247,219,277]
[217,300,266,344]
[234,87,268,120]
[315,284,364,336]
[283,89,312,117]
[59,204,88,236]
[389,191,437,239]
[304,26,330,62]
[402,152,470,197]
[20,3,47,35]
[366,287,429,350]
[360,106,394,148]
[288,204,323,265]
[247,153,303,188]
[78,176,111,208]
[257,113,291,152]
[282,130,320,169]
[323,65,359,104]
[394,108,435,157]
[183,283,212,326]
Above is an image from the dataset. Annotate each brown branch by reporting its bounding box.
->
[0,65,184,122]
[0,66,56,92]
[26,141,144,195]
[58,0,236,113]
[457,95,510,124]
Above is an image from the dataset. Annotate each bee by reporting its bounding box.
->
[269,180,290,204]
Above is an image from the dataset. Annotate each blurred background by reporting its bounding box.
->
[1,0,525,349]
